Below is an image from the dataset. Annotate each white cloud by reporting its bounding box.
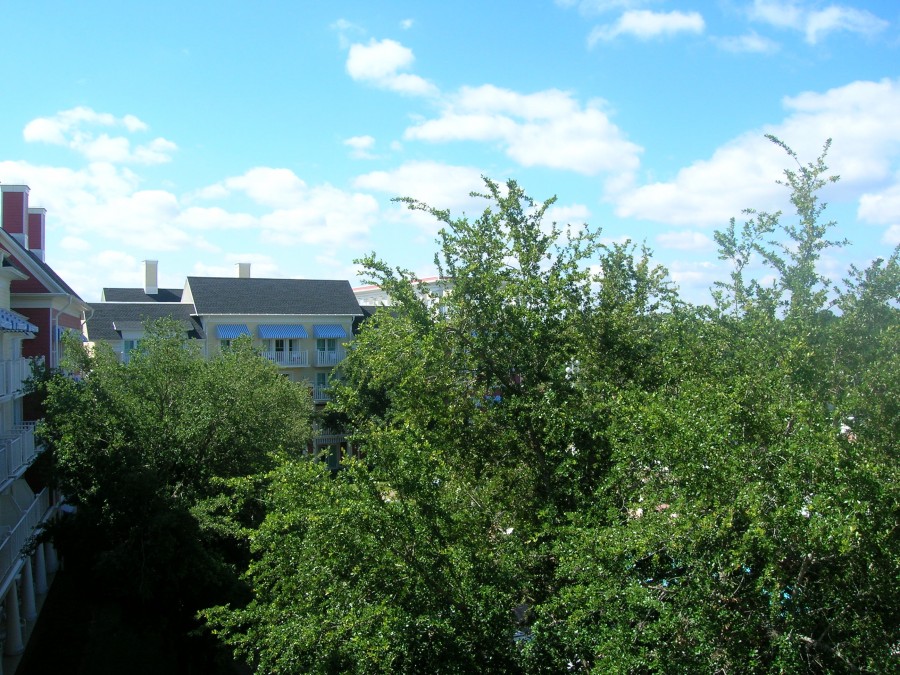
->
[656,230,715,251]
[331,18,365,49]
[556,0,643,14]
[546,203,592,228]
[59,236,91,252]
[176,206,257,231]
[612,77,900,228]
[588,10,705,45]
[858,181,900,226]
[883,225,900,245]
[400,19,414,30]
[199,167,380,249]
[344,135,376,159]
[258,185,378,248]
[750,0,888,44]
[207,167,309,209]
[714,31,780,54]
[23,107,176,165]
[346,38,437,97]
[405,85,641,179]
[355,161,486,233]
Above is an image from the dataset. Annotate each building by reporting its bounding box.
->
[86,261,364,468]
[0,185,80,668]
[353,275,451,308]
[86,261,363,404]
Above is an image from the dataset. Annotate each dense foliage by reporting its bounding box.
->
[37,321,312,647]
[207,139,898,673]
[41,139,897,673]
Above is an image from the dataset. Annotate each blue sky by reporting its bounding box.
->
[1,0,898,303]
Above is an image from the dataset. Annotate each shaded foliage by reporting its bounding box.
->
[37,320,312,641]
[204,141,897,672]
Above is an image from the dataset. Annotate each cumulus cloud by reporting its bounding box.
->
[588,10,705,45]
[199,167,309,209]
[714,31,780,54]
[656,230,716,251]
[346,38,438,97]
[258,185,378,248]
[405,85,641,180]
[611,77,900,228]
[23,107,176,165]
[858,182,900,225]
[198,167,380,249]
[749,0,888,44]
[344,135,376,159]
[355,161,486,233]
[556,0,643,14]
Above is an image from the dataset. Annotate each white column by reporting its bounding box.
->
[34,545,48,595]
[3,583,23,655]
[21,560,37,622]
[45,541,59,575]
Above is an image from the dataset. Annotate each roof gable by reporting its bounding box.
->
[101,288,184,302]
[84,303,205,341]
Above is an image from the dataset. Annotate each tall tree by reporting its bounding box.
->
[209,142,898,673]
[39,320,312,637]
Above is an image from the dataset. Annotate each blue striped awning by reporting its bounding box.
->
[313,324,347,339]
[258,324,308,339]
[0,309,38,333]
[216,324,251,339]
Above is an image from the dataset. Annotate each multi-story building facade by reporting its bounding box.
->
[0,185,81,669]
[86,261,363,405]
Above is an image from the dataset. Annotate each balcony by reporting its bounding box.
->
[311,385,331,402]
[0,423,38,484]
[0,486,50,592]
[316,348,346,367]
[262,350,309,367]
[0,358,32,398]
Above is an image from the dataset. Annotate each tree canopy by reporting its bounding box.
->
[38,139,898,673]
[37,320,312,655]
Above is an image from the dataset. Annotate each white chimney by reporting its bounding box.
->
[143,260,159,295]
[236,262,251,279]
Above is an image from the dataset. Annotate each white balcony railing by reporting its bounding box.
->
[316,348,346,367]
[0,423,38,481]
[0,358,31,398]
[262,350,309,367]
[312,385,331,402]
[0,487,51,592]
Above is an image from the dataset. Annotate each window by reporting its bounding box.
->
[315,372,328,388]
[220,339,232,350]
[275,339,285,353]
[317,338,336,353]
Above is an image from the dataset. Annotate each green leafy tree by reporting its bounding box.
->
[39,319,312,641]
[530,139,899,673]
[207,180,676,673]
[208,140,897,673]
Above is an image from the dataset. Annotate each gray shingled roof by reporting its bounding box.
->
[102,288,184,302]
[85,303,205,341]
[185,277,363,316]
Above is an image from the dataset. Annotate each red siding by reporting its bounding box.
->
[1,191,27,237]
[19,308,51,360]
[27,211,45,251]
